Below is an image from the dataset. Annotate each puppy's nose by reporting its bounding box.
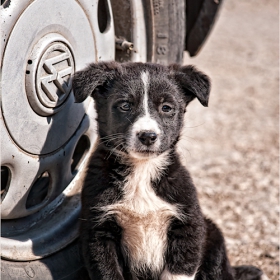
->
[138,131,157,146]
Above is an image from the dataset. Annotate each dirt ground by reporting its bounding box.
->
[182,0,279,279]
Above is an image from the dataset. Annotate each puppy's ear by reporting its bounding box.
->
[72,61,121,103]
[170,64,211,107]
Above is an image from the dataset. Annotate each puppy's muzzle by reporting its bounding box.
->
[138,131,157,146]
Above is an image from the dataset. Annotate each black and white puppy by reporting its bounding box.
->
[73,62,265,280]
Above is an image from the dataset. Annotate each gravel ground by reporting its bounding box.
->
[181,0,279,279]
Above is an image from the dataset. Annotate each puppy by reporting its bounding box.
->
[73,62,266,280]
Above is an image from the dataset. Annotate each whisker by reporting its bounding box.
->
[99,133,123,140]
[184,122,205,129]
[125,117,133,125]
[99,134,125,147]
[179,135,196,141]
[100,137,123,144]
[105,140,125,160]
[114,144,127,163]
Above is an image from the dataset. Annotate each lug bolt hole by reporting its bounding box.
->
[98,0,110,33]
[1,166,11,201]
[26,171,50,209]
[71,135,90,174]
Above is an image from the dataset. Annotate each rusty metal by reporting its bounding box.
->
[115,36,134,52]
[110,0,146,62]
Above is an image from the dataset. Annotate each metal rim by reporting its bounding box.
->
[1,104,98,261]
[130,0,147,62]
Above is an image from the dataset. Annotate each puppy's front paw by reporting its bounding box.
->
[233,265,269,280]
[160,267,196,280]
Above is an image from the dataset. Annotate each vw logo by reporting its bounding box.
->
[36,43,74,109]
[25,35,76,117]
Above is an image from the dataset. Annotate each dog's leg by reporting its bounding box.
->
[79,150,129,279]
[195,218,235,280]
[159,219,204,280]
[80,218,125,280]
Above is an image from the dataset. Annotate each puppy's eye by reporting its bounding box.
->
[119,102,131,111]
[161,105,172,112]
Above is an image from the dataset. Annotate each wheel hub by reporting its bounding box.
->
[36,43,73,109]
[26,35,75,116]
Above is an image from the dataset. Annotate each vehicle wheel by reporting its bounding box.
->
[0,0,185,279]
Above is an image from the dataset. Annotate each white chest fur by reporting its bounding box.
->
[102,152,180,274]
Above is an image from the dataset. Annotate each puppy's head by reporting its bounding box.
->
[72,62,210,159]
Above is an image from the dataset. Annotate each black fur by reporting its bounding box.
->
[73,62,266,280]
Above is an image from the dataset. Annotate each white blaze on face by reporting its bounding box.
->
[129,71,161,154]
[141,71,150,116]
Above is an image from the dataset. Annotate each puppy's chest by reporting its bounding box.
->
[104,161,179,272]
